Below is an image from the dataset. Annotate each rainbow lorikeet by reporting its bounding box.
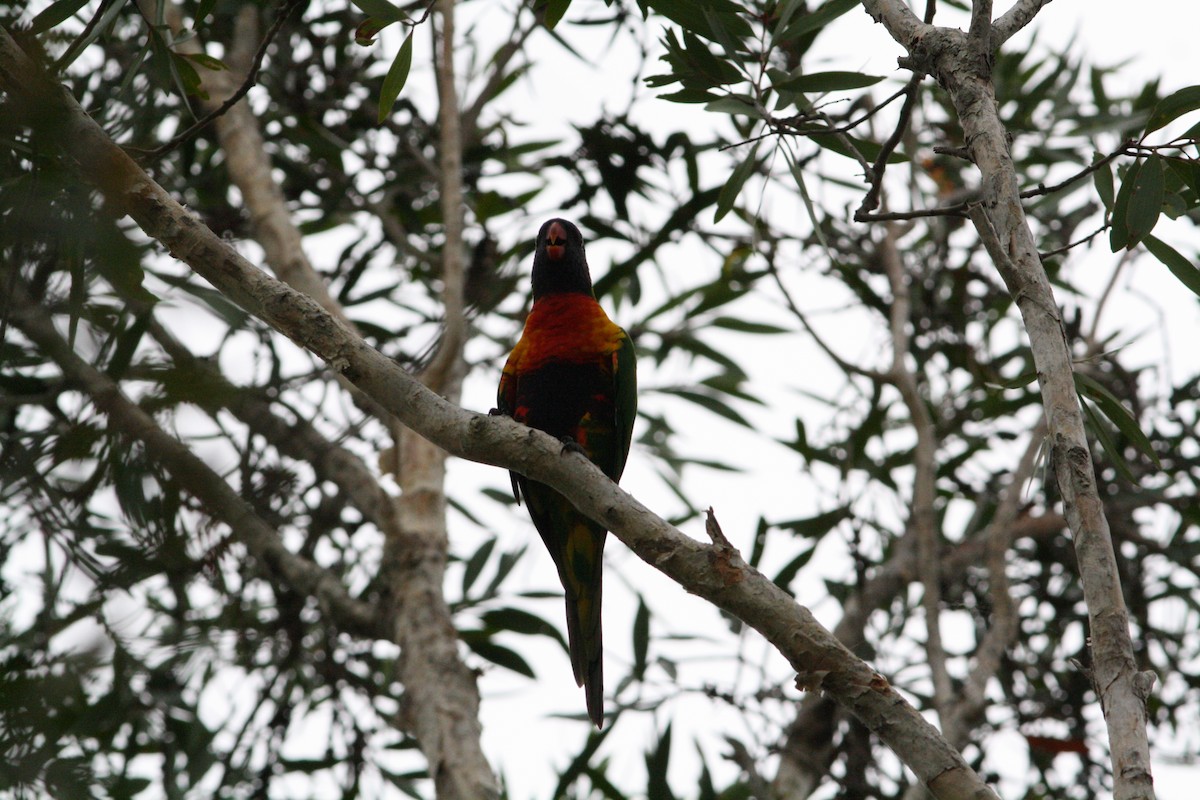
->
[497,218,637,728]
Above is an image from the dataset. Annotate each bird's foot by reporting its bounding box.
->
[558,436,588,457]
[488,407,508,417]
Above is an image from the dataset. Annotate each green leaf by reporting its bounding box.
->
[1092,153,1114,210]
[181,52,228,72]
[747,517,769,568]
[149,270,248,328]
[707,316,789,334]
[1080,398,1136,483]
[714,140,759,222]
[57,0,127,69]
[779,0,860,41]
[461,537,497,597]
[1144,85,1200,134]
[677,26,749,85]
[1124,155,1164,246]
[378,33,414,123]
[92,226,157,306]
[704,96,761,116]
[481,608,567,649]
[631,596,650,680]
[355,17,396,45]
[197,0,217,24]
[552,728,614,799]
[772,0,809,40]
[701,6,742,61]
[645,723,676,800]
[169,52,206,99]
[658,87,723,103]
[483,545,527,597]
[647,0,753,42]
[1168,158,1200,200]
[775,71,883,94]
[106,313,151,380]
[661,388,749,426]
[1074,371,1161,469]
[543,0,572,28]
[809,132,907,164]
[1144,235,1200,299]
[772,544,816,593]
[460,633,536,678]
[350,0,408,22]
[1109,158,1141,251]
[775,506,850,538]
[29,0,90,34]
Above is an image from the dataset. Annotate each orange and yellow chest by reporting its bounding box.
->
[506,294,625,373]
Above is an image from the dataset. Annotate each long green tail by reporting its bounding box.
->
[522,479,607,728]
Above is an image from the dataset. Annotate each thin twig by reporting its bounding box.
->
[2,267,382,637]
[855,73,924,218]
[1019,139,1135,199]
[879,220,952,734]
[54,0,117,69]
[768,80,915,137]
[991,0,1055,47]
[137,0,304,161]
[943,420,1044,746]
[1038,223,1108,260]
[857,201,974,222]
[766,258,889,383]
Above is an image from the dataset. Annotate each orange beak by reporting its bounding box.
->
[545,221,567,260]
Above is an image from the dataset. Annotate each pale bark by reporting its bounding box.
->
[0,28,1001,798]
[379,1,498,797]
[858,2,1156,799]
[881,221,954,735]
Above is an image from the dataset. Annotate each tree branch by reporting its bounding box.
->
[0,269,381,639]
[0,26,999,799]
[144,317,401,535]
[772,506,1066,797]
[377,2,498,797]
[857,5,1155,798]
[139,0,304,160]
[968,0,993,52]
[879,222,954,733]
[460,13,536,141]
[859,0,933,62]
[991,0,1055,47]
[855,73,924,219]
[943,423,1044,746]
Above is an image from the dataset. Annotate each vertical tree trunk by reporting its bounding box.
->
[860,4,1156,798]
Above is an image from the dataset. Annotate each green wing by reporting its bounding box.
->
[611,329,637,481]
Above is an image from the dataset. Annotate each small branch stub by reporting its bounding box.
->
[705,507,746,586]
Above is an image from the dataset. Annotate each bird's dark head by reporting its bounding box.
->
[531,218,593,299]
